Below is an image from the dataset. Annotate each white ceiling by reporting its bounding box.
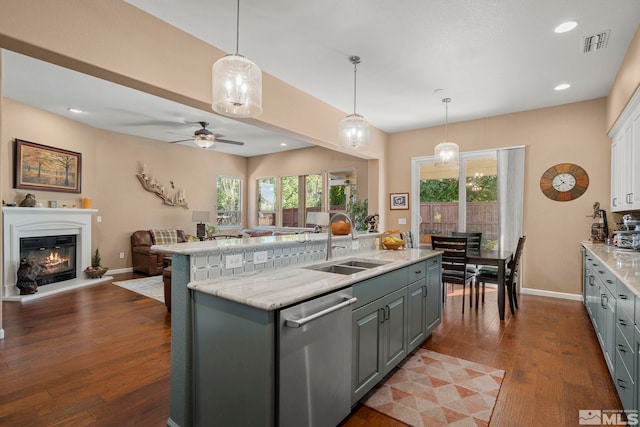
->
[3,1,640,156]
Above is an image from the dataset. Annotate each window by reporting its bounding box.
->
[217,176,242,227]
[257,177,277,226]
[281,175,300,227]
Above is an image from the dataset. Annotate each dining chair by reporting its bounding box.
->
[476,235,526,315]
[451,231,483,273]
[431,236,476,313]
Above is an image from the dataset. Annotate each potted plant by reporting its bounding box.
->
[85,248,108,278]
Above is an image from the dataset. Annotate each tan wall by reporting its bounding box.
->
[387,98,610,295]
[246,146,370,228]
[607,25,640,131]
[2,98,247,270]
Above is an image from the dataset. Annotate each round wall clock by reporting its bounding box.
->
[539,163,589,201]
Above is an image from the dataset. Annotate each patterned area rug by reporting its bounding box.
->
[112,276,164,303]
[363,349,505,426]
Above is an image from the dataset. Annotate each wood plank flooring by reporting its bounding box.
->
[0,275,621,426]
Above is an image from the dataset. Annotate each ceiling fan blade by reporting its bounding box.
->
[216,138,245,146]
[167,130,193,137]
[169,138,192,144]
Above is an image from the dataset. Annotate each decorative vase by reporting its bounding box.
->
[331,221,351,235]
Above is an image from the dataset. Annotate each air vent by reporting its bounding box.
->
[582,30,610,53]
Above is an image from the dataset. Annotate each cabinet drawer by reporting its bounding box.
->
[407,261,427,283]
[616,323,635,378]
[352,267,407,309]
[590,260,616,294]
[614,350,635,412]
[616,281,635,323]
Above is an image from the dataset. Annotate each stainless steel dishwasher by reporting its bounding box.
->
[278,288,357,427]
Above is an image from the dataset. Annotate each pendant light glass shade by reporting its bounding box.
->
[339,113,370,150]
[434,98,459,166]
[434,141,459,165]
[211,0,262,118]
[212,54,262,117]
[338,56,370,150]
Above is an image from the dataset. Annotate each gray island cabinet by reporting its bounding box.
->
[157,235,442,427]
[582,243,640,415]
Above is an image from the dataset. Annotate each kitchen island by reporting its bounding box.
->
[153,233,442,427]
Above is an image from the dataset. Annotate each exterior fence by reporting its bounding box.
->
[419,202,498,243]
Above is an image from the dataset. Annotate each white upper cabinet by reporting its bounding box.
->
[610,88,640,212]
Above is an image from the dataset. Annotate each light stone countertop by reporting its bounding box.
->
[583,242,640,295]
[151,231,379,254]
[187,248,441,311]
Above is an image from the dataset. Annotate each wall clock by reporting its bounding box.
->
[539,163,589,201]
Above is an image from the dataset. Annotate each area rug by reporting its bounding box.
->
[112,276,164,303]
[363,349,505,427]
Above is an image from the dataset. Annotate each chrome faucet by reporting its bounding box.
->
[326,212,357,260]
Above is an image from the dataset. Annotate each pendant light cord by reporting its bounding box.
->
[353,61,358,115]
[443,97,451,141]
[235,0,240,55]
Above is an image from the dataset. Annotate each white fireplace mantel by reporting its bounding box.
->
[2,207,110,301]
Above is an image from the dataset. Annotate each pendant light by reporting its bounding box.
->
[212,0,262,118]
[434,98,459,166]
[338,56,370,150]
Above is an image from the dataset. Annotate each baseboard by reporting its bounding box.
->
[520,287,582,301]
[106,267,133,275]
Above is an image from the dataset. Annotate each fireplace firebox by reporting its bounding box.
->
[19,235,77,286]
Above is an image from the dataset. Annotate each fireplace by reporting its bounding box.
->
[20,235,77,286]
[3,206,106,301]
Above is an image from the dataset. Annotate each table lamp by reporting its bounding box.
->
[192,211,210,240]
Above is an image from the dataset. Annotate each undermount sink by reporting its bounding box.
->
[305,259,390,275]
[308,264,366,275]
[337,260,389,269]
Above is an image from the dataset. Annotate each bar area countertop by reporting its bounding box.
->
[187,248,441,311]
[583,242,640,294]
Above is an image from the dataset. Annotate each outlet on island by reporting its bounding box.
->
[225,254,243,269]
[253,251,268,264]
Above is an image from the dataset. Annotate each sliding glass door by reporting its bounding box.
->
[411,151,498,248]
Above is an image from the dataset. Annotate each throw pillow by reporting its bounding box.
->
[150,229,178,245]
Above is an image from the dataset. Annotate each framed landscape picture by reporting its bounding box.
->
[14,139,82,193]
[390,192,409,210]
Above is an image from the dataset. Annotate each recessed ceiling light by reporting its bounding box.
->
[554,83,571,91]
[554,21,578,33]
[280,142,287,147]
[68,108,84,113]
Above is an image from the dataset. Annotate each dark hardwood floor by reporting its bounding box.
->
[0,275,621,426]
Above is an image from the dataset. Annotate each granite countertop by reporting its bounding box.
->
[583,242,640,295]
[151,231,380,254]
[187,248,441,311]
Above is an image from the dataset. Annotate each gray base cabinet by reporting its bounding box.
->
[584,247,638,413]
[351,257,442,404]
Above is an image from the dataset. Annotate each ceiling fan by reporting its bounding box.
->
[169,121,245,148]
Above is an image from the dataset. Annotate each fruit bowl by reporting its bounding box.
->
[381,230,406,250]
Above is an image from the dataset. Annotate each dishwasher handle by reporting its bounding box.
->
[285,297,358,328]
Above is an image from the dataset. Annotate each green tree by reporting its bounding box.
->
[281,176,298,209]
[420,179,459,202]
[329,185,346,207]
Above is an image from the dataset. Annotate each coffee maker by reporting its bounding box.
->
[589,202,608,243]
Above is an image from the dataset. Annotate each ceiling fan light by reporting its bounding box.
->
[212,54,262,118]
[194,133,215,149]
[434,141,459,166]
[338,113,370,149]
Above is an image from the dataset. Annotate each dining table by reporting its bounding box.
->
[466,248,514,320]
